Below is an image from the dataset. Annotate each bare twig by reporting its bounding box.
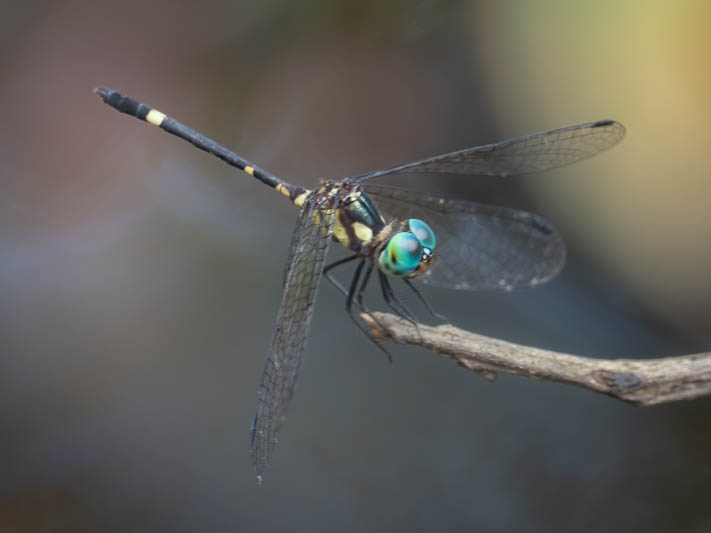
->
[361,312,711,406]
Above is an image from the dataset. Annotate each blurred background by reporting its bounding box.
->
[2,1,710,531]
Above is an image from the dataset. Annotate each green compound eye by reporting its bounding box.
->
[378,232,423,277]
[408,219,435,249]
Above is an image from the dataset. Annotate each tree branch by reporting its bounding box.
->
[361,312,711,406]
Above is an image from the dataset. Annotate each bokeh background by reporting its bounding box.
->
[2,1,710,531]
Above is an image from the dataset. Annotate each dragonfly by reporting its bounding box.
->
[94,87,625,482]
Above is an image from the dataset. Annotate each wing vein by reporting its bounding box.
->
[250,192,337,479]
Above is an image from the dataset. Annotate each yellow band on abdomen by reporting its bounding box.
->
[146,109,166,127]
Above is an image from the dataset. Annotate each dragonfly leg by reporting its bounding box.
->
[323,254,361,296]
[355,262,375,309]
[345,258,365,305]
[403,278,447,321]
[350,261,403,346]
[325,255,394,335]
[354,261,397,362]
[340,259,398,359]
[325,255,400,355]
[378,271,420,328]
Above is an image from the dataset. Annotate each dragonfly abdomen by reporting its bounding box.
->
[94,87,308,203]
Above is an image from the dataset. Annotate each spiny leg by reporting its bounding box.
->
[354,261,394,363]
[345,258,365,310]
[323,254,361,297]
[355,262,375,309]
[354,262,402,338]
[324,254,393,332]
[378,271,420,327]
[403,278,447,321]
[323,256,399,353]
[344,259,397,359]
[346,260,401,345]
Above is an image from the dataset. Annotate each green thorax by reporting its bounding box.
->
[330,184,387,254]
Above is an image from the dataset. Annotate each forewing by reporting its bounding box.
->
[363,184,566,291]
[353,120,624,180]
[250,193,337,480]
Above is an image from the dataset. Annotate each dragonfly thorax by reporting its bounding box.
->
[330,184,386,253]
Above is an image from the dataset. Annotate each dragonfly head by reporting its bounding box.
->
[378,219,436,278]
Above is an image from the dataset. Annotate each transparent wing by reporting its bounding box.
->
[250,193,337,481]
[363,184,566,291]
[353,120,624,181]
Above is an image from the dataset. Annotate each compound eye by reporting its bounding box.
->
[378,232,423,277]
[408,219,435,249]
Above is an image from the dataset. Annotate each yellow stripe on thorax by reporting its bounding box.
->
[352,221,373,243]
[333,217,351,248]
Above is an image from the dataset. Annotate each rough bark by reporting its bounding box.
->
[362,312,711,406]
